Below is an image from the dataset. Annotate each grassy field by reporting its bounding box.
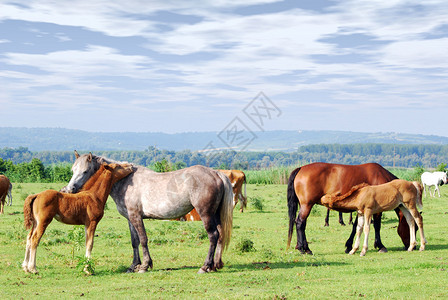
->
[1,181,447,299]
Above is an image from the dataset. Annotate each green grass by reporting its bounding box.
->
[1,182,447,299]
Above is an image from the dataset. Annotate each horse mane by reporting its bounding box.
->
[327,183,370,202]
[80,164,107,191]
[92,155,131,166]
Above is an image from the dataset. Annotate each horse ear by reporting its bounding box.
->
[74,150,80,159]
[88,152,93,162]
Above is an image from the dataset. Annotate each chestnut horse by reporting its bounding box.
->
[218,170,247,212]
[0,175,11,215]
[22,163,134,274]
[61,151,233,274]
[322,180,426,256]
[287,162,411,254]
[179,169,247,221]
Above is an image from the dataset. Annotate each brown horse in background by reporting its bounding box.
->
[322,180,426,256]
[22,163,134,274]
[287,162,411,254]
[0,175,11,215]
[218,170,247,212]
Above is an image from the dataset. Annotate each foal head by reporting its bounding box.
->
[81,163,135,192]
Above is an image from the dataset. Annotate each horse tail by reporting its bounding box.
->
[412,181,423,209]
[287,167,301,250]
[217,172,233,250]
[7,183,12,206]
[24,194,38,230]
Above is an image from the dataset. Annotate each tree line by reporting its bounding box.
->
[1,144,447,182]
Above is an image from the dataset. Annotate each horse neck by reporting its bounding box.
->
[328,184,367,209]
[81,166,114,204]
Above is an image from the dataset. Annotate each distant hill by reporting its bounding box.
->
[1,127,448,152]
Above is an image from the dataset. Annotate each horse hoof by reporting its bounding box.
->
[348,250,355,255]
[197,267,210,274]
[378,247,388,253]
[138,269,147,273]
[419,246,425,251]
[360,252,366,257]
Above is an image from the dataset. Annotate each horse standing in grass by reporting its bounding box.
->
[287,162,411,255]
[22,163,134,274]
[61,151,234,274]
[321,180,426,256]
[0,175,12,214]
[421,171,448,197]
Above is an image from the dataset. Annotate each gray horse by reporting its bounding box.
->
[61,151,233,274]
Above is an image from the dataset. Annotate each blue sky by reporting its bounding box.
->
[1,0,448,137]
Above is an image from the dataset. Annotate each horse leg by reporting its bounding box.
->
[372,212,387,253]
[349,214,364,255]
[128,214,153,273]
[436,185,441,197]
[84,222,98,274]
[27,220,50,274]
[198,215,219,273]
[213,222,224,270]
[407,208,426,251]
[349,212,353,225]
[345,214,358,253]
[126,220,142,273]
[22,226,34,272]
[324,208,330,227]
[233,193,238,210]
[296,204,313,254]
[360,213,372,256]
[399,207,416,251]
[338,212,345,226]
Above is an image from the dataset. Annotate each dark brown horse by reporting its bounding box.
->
[287,162,411,254]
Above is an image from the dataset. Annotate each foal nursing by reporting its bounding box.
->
[22,163,134,274]
[321,179,426,256]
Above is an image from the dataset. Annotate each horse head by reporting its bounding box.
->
[60,150,99,193]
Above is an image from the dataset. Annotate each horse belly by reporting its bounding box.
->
[141,195,193,219]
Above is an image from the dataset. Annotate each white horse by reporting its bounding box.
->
[421,171,448,197]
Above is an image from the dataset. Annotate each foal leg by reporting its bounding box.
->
[408,208,427,251]
[399,207,416,251]
[349,214,364,255]
[27,220,51,274]
[22,227,34,272]
[83,222,98,274]
[360,214,372,256]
